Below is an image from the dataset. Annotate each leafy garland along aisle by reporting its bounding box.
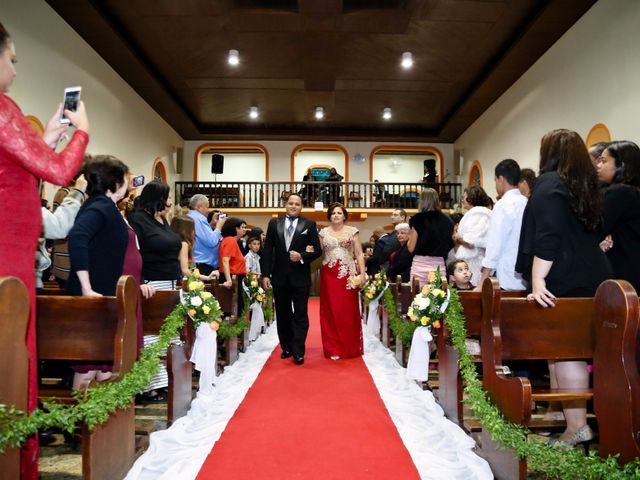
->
[0,286,274,453]
[382,285,640,479]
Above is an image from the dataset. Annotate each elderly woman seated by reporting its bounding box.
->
[386,223,413,282]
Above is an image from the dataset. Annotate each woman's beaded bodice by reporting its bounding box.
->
[320,225,359,283]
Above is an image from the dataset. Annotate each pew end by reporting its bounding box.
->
[0,277,29,479]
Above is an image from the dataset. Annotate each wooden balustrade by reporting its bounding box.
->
[175,181,461,210]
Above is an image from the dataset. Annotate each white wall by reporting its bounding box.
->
[455,0,640,199]
[198,153,265,181]
[373,154,436,183]
[1,0,183,199]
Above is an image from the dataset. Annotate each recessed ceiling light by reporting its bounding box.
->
[401,51,413,69]
[382,107,392,120]
[228,49,239,66]
[315,106,324,120]
[249,106,259,119]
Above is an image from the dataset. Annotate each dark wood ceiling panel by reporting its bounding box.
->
[45,0,597,141]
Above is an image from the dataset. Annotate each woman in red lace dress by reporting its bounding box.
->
[0,22,89,478]
[319,203,367,360]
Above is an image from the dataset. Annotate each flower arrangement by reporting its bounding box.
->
[407,268,449,329]
[362,269,388,305]
[182,268,222,330]
[244,272,265,303]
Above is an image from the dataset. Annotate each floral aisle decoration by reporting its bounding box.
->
[242,272,267,341]
[405,268,449,381]
[361,269,388,338]
[181,268,222,393]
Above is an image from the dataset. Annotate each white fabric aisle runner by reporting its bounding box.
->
[362,327,493,480]
[125,324,279,480]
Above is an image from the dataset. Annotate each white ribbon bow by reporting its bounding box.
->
[406,325,432,382]
[180,290,217,393]
[242,281,266,342]
[365,282,388,339]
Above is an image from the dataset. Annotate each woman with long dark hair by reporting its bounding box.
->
[516,128,612,448]
[219,216,248,314]
[597,140,640,291]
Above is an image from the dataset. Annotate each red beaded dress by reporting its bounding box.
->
[0,93,88,478]
[319,225,363,359]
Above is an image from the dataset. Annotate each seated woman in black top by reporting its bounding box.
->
[597,140,640,291]
[67,155,130,388]
[516,129,612,448]
[407,188,453,286]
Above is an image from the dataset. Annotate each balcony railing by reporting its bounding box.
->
[175,181,461,210]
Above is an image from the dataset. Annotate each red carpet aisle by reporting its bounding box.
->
[196,298,420,480]
[126,299,491,479]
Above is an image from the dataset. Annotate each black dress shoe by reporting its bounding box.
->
[293,355,304,365]
[280,350,293,359]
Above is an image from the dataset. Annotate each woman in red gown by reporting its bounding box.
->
[319,203,367,360]
[0,22,89,478]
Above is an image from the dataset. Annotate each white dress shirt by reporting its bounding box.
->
[481,188,528,290]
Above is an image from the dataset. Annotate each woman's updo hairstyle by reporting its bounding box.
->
[83,155,129,196]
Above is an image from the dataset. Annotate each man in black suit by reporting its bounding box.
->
[261,193,321,365]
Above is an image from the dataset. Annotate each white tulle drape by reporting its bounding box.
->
[125,324,279,480]
[362,328,493,479]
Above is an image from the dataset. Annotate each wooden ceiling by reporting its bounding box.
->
[46,0,596,142]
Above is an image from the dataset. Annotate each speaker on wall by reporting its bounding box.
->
[211,154,224,174]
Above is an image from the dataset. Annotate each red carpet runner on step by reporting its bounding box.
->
[196,298,420,479]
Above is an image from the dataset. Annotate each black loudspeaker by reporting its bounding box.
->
[211,154,224,174]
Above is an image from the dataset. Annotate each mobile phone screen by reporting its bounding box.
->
[61,87,81,124]
[218,213,227,219]
[133,175,145,187]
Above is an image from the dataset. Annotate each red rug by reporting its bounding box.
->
[196,298,420,479]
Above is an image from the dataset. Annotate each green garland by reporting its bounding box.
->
[443,287,640,479]
[0,303,187,452]
[382,287,417,347]
[218,298,250,340]
[0,283,270,452]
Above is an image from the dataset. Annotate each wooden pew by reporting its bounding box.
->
[437,289,525,426]
[0,277,29,479]
[36,275,138,480]
[208,277,240,367]
[141,290,194,425]
[478,278,640,479]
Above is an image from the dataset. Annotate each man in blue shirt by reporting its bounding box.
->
[187,194,222,276]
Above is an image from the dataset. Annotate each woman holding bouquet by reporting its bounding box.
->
[318,203,366,360]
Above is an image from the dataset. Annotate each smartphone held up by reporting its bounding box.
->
[132,175,145,187]
[60,86,82,124]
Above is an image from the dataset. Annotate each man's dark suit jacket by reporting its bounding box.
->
[261,215,321,286]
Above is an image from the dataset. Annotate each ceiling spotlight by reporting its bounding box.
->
[315,106,324,120]
[382,107,392,120]
[401,51,413,69]
[228,49,240,66]
[249,106,259,119]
